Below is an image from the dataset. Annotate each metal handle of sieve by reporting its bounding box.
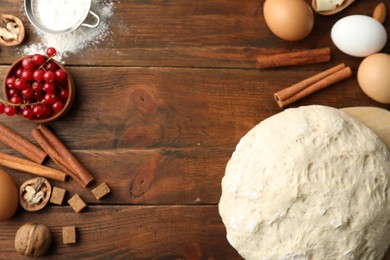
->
[81,11,100,28]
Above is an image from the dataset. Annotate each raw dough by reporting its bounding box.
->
[219,105,390,260]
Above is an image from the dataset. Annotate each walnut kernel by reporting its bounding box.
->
[19,177,51,211]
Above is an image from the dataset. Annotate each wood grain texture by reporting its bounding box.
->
[342,107,390,149]
[0,66,383,206]
[0,0,390,258]
[0,0,388,68]
[0,205,241,259]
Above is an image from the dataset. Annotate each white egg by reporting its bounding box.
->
[331,15,387,57]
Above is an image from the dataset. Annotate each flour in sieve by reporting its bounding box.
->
[19,0,115,62]
[33,0,90,31]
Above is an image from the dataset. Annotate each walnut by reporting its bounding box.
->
[0,14,25,46]
[14,223,51,257]
[19,177,52,211]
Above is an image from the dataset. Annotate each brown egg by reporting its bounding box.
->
[0,169,18,221]
[263,0,314,41]
[358,53,390,104]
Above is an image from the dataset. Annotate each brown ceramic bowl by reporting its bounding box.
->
[3,56,75,123]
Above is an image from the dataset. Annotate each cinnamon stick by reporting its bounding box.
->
[0,152,66,181]
[33,125,94,187]
[31,129,76,178]
[0,123,47,164]
[274,63,352,108]
[256,47,331,69]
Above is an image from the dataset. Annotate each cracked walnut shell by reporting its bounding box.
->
[19,177,51,211]
[0,14,25,46]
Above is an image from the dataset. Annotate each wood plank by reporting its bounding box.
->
[0,0,388,68]
[0,205,242,259]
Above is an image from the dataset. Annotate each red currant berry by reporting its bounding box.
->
[8,88,20,97]
[43,82,56,94]
[21,69,34,81]
[14,78,27,90]
[22,108,34,119]
[42,104,52,118]
[22,57,36,70]
[31,81,43,93]
[0,103,5,114]
[44,93,57,104]
[43,71,56,82]
[15,67,24,78]
[33,105,45,117]
[6,77,15,88]
[10,95,23,104]
[59,89,69,99]
[22,87,34,99]
[33,70,45,82]
[46,47,57,57]
[45,61,58,72]
[4,106,16,116]
[32,54,45,65]
[55,69,67,82]
[52,100,63,112]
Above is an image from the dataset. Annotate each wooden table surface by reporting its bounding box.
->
[0,0,390,259]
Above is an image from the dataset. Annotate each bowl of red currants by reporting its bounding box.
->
[2,47,75,123]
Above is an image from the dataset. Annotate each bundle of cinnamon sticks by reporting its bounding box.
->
[0,123,93,187]
[256,47,353,107]
[274,63,352,108]
[32,125,94,187]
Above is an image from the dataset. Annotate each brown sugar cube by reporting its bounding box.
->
[91,182,111,200]
[50,186,66,205]
[67,194,87,213]
[62,226,77,244]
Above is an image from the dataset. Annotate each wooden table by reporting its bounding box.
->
[0,0,389,259]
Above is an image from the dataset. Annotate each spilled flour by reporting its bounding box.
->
[19,0,114,62]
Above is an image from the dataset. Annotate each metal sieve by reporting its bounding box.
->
[24,0,100,35]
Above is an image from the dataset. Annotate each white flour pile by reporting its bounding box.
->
[33,0,90,31]
[19,0,114,62]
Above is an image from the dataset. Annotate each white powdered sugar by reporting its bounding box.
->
[19,0,115,62]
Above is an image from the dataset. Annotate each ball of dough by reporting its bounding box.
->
[219,105,390,260]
